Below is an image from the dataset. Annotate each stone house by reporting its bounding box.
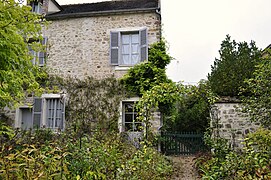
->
[13,0,162,136]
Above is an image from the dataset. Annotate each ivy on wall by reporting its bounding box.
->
[120,40,172,96]
[47,76,129,137]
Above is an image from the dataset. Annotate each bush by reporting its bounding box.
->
[0,128,173,179]
[196,128,271,179]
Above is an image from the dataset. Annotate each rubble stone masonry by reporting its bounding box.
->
[45,12,161,79]
[211,102,260,149]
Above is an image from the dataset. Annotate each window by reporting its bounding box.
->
[122,102,143,132]
[121,33,140,65]
[29,37,48,66]
[110,28,147,66]
[15,94,65,130]
[46,98,64,130]
[30,1,43,14]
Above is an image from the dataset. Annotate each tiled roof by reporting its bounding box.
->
[47,0,159,19]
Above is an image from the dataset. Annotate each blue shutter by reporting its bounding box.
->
[110,32,119,65]
[28,46,36,64]
[33,98,42,128]
[61,98,65,130]
[140,28,148,62]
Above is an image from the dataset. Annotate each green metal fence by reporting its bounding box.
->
[161,132,207,155]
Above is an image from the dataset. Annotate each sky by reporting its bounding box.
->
[56,0,271,84]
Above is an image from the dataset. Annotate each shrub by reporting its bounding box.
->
[0,128,173,179]
[196,128,271,179]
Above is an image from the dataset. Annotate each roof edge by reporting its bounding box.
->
[50,0,63,11]
[46,7,158,20]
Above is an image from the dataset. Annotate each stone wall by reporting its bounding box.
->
[211,102,260,149]
[44,12,161,79]
[6,10,162,132]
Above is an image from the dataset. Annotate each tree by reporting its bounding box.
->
[208,35,261,97]
[0,0,45,108]
[241,50,271,128]
[165,80,216,132]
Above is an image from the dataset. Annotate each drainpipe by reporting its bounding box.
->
[155,1,162,40]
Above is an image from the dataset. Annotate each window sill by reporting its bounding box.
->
[114,66,132,71]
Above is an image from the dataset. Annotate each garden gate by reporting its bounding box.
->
[161,132,207,155]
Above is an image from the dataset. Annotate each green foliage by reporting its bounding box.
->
[166,80,217,132]
[0,128,173,179]
[60,76,128,135]
[0,0,46,108]
[196,128,271,179]
[241,52,271,128]
[136,82,185,135]
[121,40,172,96]
[208,35,261,97]
[118,145,172,179]
[148,39,171,68]
[0,122,14,144]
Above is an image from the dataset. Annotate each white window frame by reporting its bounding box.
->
[120,32,140,66]
[119,97,143,132]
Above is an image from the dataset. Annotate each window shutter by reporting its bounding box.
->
[33,98,42,128]
[140,28,148,62]
[28,46,36,64]
[110,32,119,65]
[39,37,48,66]
[61,98,65,130]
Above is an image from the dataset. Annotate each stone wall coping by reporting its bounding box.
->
[215,96,241,103]
[46,8,158,20]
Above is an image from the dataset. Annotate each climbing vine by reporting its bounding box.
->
[62,76,128,135]
[120,40,172,96]
[121,40,186,135]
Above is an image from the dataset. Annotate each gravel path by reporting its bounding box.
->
[169,155,200,180]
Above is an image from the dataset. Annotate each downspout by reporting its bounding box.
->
[155,0,162,40]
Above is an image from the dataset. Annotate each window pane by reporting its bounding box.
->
[131,34,139,43]
[125,114,133,122]
[124,103,134,112]
[133,113,138,121]
[131,55,139,64]
[122,34,130,44]
[121,55,130,65]
[125,123,133,131]
[131,45,139,54]
[122,45,130,54]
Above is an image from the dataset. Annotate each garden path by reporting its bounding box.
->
[170,155,200,180]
